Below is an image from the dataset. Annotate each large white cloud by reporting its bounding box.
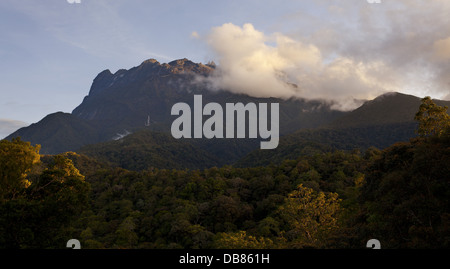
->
[196,23,400,110]
[195,0,450,109]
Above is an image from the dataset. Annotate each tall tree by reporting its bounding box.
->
[359,98,450,248]
[0,138,40,202]
[0,139,90,248]
[414,96,450,137]
[277,185,341,248]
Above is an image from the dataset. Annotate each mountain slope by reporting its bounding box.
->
[328,92,450,128]
[78,130,222,170]
[6,112,100,154]
[6,58,345,155]
[71,57,345,137]
[235,93,450,167]
[5,58,450,169]
[235,122,418,167]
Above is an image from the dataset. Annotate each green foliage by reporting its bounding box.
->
[236,122,417,168]
[0,137,40,201]
[414,96,450,137]
[79,130,224,170]
[360,135,450,248]
[1,97,448,249]
[213,231,277,249]
[0,142,90,248]
[276,185,341,248]
[56,149,367,249]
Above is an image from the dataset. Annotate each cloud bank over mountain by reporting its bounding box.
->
[196,23,394,110]
[194,1,450,110]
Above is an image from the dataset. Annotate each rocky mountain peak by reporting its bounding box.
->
[164,58,215,74]
[88,69,114,96]
[86,58,214,97]
[141,58,160,65]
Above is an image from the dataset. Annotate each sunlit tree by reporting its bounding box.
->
[414,96,450,137]
[277,184,341,248]
[214,231,276,249]
[0,138,40,201]
[0,140,90,248]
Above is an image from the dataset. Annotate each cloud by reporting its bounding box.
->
[194,0,450,109]
[0,119,28,139]
[191,31,200,39]
[195,23,398,110]
[311,0,450,100]
[433,37,450,61]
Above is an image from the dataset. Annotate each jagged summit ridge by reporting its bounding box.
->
[133,57,215,76]
[87,58,214,97]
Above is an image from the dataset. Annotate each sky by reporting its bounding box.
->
[1,0,450,138]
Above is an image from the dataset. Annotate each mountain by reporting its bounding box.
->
[327,92,450,128]
[5,58,450,168]
[71,57,345,136]
[235,92,450,167]
[6,112,100,154]
[6,58,344,155]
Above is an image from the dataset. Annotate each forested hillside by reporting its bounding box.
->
[0,97,449,249]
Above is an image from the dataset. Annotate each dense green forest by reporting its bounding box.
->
[0,97,449,249]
